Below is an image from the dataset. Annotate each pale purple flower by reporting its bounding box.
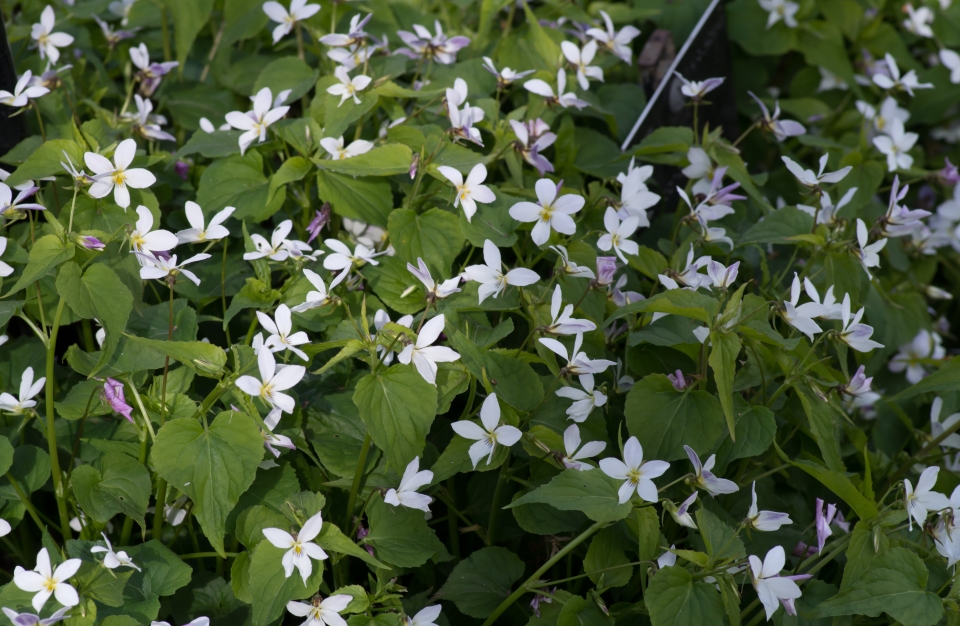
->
[407,257,461,300]
[482,57,534,88]
[396,21,469,64]
[746,482,792,531]
[748,91,805,141]
[706,260,739,290]
[667,370,689,391]
[675,73,724,100]
[0,182,45,214]
[539,332,616,390]
[543,285,596,335]
[669,492,698,528]
[319,13,372,47]
[103,378,133,422]
[842,365,878,403]
[510,119,556,175]
[595,256,618,287]
[129,43,178,96]
[685,445,738,496]
[814,498,837,554]
[524,70,589,110]
[92,15,138,49]
[174,161,189,180]
[749,546,808,620]
[940,158,960,185]
[1,607,71,626]
[611,275,643,308]
[837,294,883,353]
[530,589,555,618]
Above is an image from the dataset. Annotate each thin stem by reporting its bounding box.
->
[33,102,46,141]
[152,282,176,543]
[480,520,607,626]
[6,473,45,532]
[345,433,372,528]
[45,299,72,539]
[486,453,510,545]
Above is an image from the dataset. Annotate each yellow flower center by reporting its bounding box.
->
[112,170,128,186]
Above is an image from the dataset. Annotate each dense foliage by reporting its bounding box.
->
[5,0,960,624]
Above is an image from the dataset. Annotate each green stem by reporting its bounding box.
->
[178,551,238,559]
[152,282,175,542]
[486,453,510,545]
[45,299,72,540]
[345,433,372,528]
[480,520,607,626]
[6,472,45,532]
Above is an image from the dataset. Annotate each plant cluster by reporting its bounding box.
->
[2,0,960,625]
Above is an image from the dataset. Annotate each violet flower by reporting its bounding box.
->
[306,203,330,244]
[102,378,134,423]
[595,256,618,287]
[80,236,105,251]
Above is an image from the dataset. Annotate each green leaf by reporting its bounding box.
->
[317,522,388,570]
[557,594,614,626]
[73,564,132,607]
[364,256,425,315]
[314,144,413,177]
[166,0,214,67]
[269,156,313,195]
[316,171,393,227]
[0,435,14,476]
[71,452,151,527]
[646,566,724,626]
[57,262,133,375]
[891,358,960,401]
[726,0,797,55]
[151,411,264,555]
[842,521,889,591]
[772,443,878,521]
[739,208,814,245]
[321,83,380,139]
[196,151,285,222]
[696,509,745,566]
[714,404,775,471]
[484,350,544,411]
[123,540,192,597]
[388,208,464,275]
[604,289,720,327]
[353,364,438,472]
[6,235,75,296]
[459,189,519,248]
[254,57,319,106]
[810,548,943,626]
[624,374,725,462]
[507,469,633,523]
[794,383,844,472]
[708,331,741,441]
[4,139,84,187]
[175,130,244,159]
[438,546,525,618]
[248,538,324,626]
[584,528,632,589]
[365,494,448,568]
[125,336,227,377]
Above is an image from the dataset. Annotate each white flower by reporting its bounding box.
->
[110,0,136,25]
[854,218,887,277]
[682,147,712,194]
[837,294,883,352]
[889,330,944,384]
[235,348,306,413]
[551,245,595,279]
[872,53,932,96]
[137,252,210,286]
[403,605,442,626]
[597,207,639,263]
[320,136,373,160]
[873,118,917,173]
[750,546,805,620]
[543,285,596,335]
[481,57,534,87]
[84,139,156,209]
[539,332,616,390]
[657,548,677,569]
[177,202,234,244]
[199,117,231,133]
[903,4,934,38]
[262,407,296,458]
[782,273,827,340]
[319,13,372,47]
[463,240,539,303]
[323,239,384,274]
[384,457,434,512]
[327,66,372,107]
[599,436,670,504]
[128,205,178,258]
[262,511,328,584]
[561,40,603,91]
[90,533,140,571]
[129,43,178,96]
[706,260,739,290]
[668,492,698,528]
[559,424,606,471]
[2,606,71,626]
[407,258,461,300]
[0,518,9,537]
[286,595,351,626]
[292,269,346,313]
[0,70,49,107]
[816,67,847,92]
[438,164,495,222]
[941,49,960,84]
[259,304,310,361]
[0,182,45,215]
[262,0,320,44]
[0,367,45,414]
[857,97,910,134]
[397,314,460,385]
[509,179,584,246]
[801,277,842,319]
[931,397,960,449]
[31,6,74,65]
[796,188,857,226]
[373,310,413,366]
[748,91,806,141]
[451,393,522,468]
[13,548,82,612]
[746,482,793,531]
[585,10,639,63]
[905,466,951,530]
[675,73,725,100]
[225,87,290,154]
[758,0,799,28]
[523,70,589,110]
[556,378,607,423]
[782,154,851,188]
[684,446,738,496]
[245,220,299,262]
[618,164,659,223]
